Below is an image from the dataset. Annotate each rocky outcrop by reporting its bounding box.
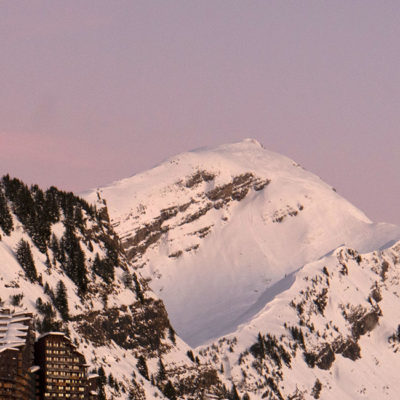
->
[119,171,270,262]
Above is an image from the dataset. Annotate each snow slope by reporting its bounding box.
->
[199,240,400,399]
[84,139,400,347]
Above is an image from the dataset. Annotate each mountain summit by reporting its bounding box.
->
[85,139,400,347]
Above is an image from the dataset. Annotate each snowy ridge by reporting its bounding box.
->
[199,240,400,399]
[85,139,400,346]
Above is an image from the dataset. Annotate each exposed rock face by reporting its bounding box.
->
[350,310,380,339]
[119,170,270,261]
[314,344,335,370]
[333,338,361,361]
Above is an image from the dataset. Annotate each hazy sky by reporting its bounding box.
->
[1,1,399,224]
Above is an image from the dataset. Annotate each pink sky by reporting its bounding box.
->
[0,1,399,224]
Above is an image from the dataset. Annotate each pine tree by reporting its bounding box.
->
[98,366,107,386]
[136,356,149,380]
[93,253,114,284]
[163,380,177,400]
[61,225,88,293]
[97,366,107,400]
[44,187,60,223]
[230,384,240,400]
[74,205,84,229]
[44,282,55,300]
[108,373,114,387]
[186,350,195,362]
[0,188,13,235]
[168,326,176,345]
[10,293,23,306]
[250,332,265,359]
[30,185,51,253]
[133,273,144,303]
[157,358,166,381]
[16,239,37,282]
[55,280,69,320]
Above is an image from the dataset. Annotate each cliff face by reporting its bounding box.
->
[0,175,223,400]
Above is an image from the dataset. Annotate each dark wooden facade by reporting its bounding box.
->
[34,333,98,400]
[0,311,37,400]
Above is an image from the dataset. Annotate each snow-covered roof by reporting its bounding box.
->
[29,365,40,373]
[37,331,67,341]
[0,347,19,353]
[0,311,32,353]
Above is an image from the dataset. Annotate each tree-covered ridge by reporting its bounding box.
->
[0,175,120,292]
[1,174,95,248]
[0,176,224,400]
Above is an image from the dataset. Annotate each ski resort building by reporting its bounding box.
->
[34,332,97,400]
[0,309,99,400]
[0,310,37,400]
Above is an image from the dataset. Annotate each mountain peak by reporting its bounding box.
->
[242,137,263,147]
[84,141,400,347]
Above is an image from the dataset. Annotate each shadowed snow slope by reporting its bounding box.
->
[84,139,400,347]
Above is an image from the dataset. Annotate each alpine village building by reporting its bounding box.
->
[0,309,99,400]
[0,310,37,400]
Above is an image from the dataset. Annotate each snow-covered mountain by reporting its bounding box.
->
[0,177,224,400]
[3,139,400,400]
[84,139,400,347]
